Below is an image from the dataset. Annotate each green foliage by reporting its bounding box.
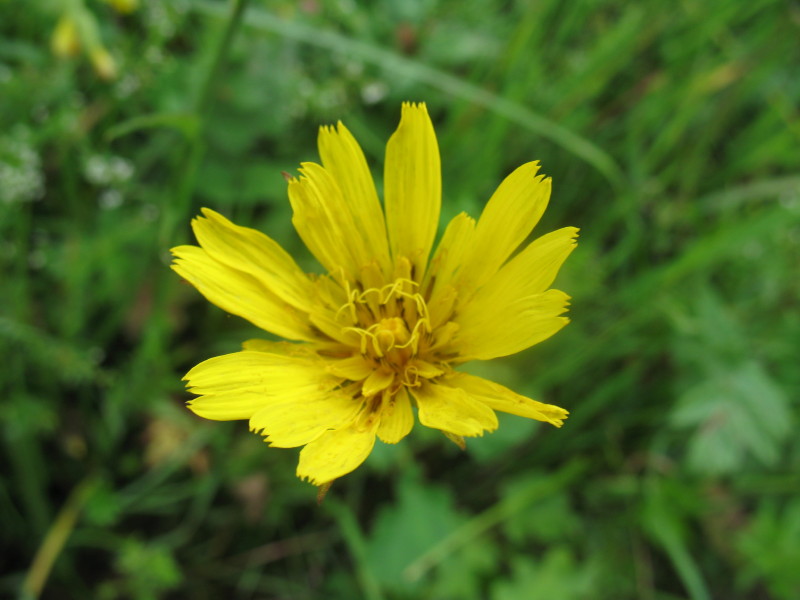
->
[112,539,182,600]
[364,473,473,596]
[672,360,791,475]
[2,0,798,599]
[491,548,597,600]
[668,288,792,475]
[737,500,800,599]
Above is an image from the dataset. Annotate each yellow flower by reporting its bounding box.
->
[172,103,577,487]
[51,16,81,58]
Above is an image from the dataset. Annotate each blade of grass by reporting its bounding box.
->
[20,475,97,600]
[698,175,800,213]
[104,112,200,142]
[642,476,711,600]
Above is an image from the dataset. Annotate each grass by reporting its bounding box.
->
[1,0,799,598]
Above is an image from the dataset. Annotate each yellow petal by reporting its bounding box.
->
[377,387,414,444]
[451,289,571,360]
[325,354,375,381]
[362,367,395,397]
[384,102,441,280]
[407,359,445,380]
[459,162,551,293]
[296,422,378,485]
[187,390,267,421]
[184,351,340,420]
[411,382,498,437]
[318,122,391,274]
[443,372,568,427]
[185,351,334,395]
[250,392,361,448]
[171,245,315,341]
[242,339,315,356]
[425,212,475,326]
[288,162,373,280]
[475,227,578,306]
[427,212,476,288]
[306,275,356,346]
[191,208,314,312]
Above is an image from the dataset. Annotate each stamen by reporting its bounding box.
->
[334,275,440,375]
[334,281,360,323]
[342,326,373,355]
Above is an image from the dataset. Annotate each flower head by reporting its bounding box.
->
[172,103,577,487]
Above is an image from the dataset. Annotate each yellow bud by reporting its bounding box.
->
[51,16,81,58]
[89,46,118,80]
[104,0,139,14]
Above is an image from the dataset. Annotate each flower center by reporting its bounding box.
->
[338,277,432,368]
[373,316,411,354]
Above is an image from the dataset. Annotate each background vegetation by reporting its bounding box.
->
[2,0,798,598]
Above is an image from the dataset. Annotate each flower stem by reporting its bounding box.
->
[159,0,250,248]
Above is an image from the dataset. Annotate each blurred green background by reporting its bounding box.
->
[2,0,799,598]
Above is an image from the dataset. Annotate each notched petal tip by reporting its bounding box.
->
[398,101,432,124]
[294,162,315,178]
[518,160,543,177]
[297,470,323,487]
[317,120,347,137]
[544,405,570,427]
[561,226,580,246]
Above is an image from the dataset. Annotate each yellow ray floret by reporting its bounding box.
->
[172,102,578,488]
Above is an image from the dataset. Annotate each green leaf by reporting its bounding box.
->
[500,478,580,545]
[491,547,596,600]
[364,474,467,594]
[737,500,800,599]
[672,360,792,475]
[116,539,182,599]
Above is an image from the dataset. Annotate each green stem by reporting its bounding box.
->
[195,0,249,116]
[159,0,250,247]
[21,476,97,600]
